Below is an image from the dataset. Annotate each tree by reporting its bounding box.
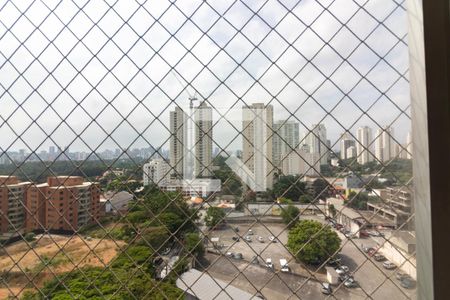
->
[299,195,313,204]
[287,220,341,265]
[346,191,369,210]
[205,207,226,228]
[272,175,306,201]
[184,232,204,258]
[311,178,331,200]
[281,204,300,227]
[277,197,293,204]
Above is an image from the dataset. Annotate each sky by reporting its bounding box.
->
[0,0,410,154]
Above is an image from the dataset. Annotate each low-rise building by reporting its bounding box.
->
[367,187,414,229]
[26,176,101,232]
[162,178,221,198]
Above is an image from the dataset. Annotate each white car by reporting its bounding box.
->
[258,236,264,243]
[265,258,273,269]
[244,236,252,242]
[280,259,289,272]
[268,236,277,242]
[247,229,254,235]
[335,266,349,275]
[383,261,397,269]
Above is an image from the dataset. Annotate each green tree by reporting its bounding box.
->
[311,178,330,200]
[277,197,293,204]
[184,232,204,258]
[299,195,313,204]
[137,226,170,249]
[205,207,226,228]
[272,175,306,201]
[346,191,369,210]
[281,204,300,227]
[287,220,341,265]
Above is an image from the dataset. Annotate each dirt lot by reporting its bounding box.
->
[0,234,126,299]
[207,221,327,280]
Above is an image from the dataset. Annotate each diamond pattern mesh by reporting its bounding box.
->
[0,0,415,299]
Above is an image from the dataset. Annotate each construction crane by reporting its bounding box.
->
[171,71,198,109]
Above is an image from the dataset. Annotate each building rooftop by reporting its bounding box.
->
[176,269,258,300]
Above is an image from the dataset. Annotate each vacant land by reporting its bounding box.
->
[0,234,126,299]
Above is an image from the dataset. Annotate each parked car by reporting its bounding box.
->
[234,226,240,232]
[395,271,407,280]
[268,236,277,243]
[400,277,416,289]
[280,259,289,272]
[265,258,273,269]
[383,261,397,270]
[233,253,243,260]
[374,254,386,261]
[225,252,234,258]
[335,266,349,275]
[247,229,254,235]
[258,236,264,243]
[232,236,240,242]
[344,277,359,288]
[368,248,377,256]
[244,236,252,242]
[339,274,353,282]
[321,282,332,295]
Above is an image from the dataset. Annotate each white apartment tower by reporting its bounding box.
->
[374,126,396,162]
[194,101,213,178]
[242,103,274,191]
[356,126,373,164]
[382,127,396,162]
[169,106,187,179]
[169,102,214,179]
[143,159,170,186]
[304,124,328,165]
[340,132,356,160]
[273,120,300,171]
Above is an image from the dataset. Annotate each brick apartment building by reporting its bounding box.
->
[0,176,31,238]
[0,176,100,237]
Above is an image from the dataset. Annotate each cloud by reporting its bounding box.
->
[0,0,410,154]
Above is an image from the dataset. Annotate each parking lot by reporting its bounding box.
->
[207,221,326,279]
[205,219,416,300]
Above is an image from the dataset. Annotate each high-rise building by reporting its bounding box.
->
[346,146,356,159]
[194,101,213,178]
[169,106,187,179]
[374,128,384,162]
[304,124,328,165]
[25,176,101,232]
[374,126,396,162]
[242,103,274,191]
[143,159,170,186]
[169,102,214,179]
[340,132,355,160]
[382,127,396,162]
[281,147,321,177]
[273,120,299,171]
[356,126,373,164]
[0,176,31,236]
